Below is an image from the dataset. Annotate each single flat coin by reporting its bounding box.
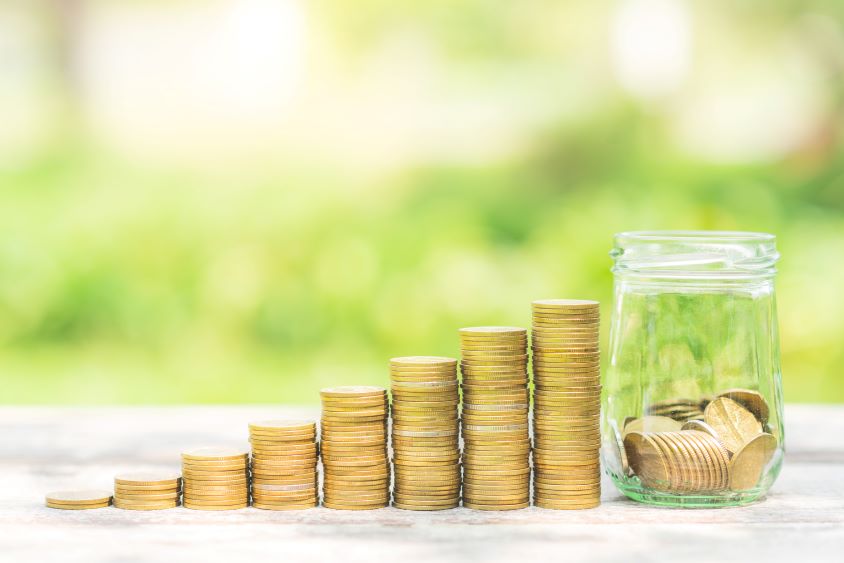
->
[252,502,318,511]
[113,500,179,511]
[249,419,316,432]
[460,326,527,336]
[390,356,457,366]
[46,501,111,510]
[181,447,249,461]
[113,472,181,487]
[45,490,113,505]
[320,386,386,398]
[183,502,248,511]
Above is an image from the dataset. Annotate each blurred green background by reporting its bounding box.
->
[1,0,842,404]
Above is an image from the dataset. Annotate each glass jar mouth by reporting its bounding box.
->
[615,231,776,244]
[612,230,778,280]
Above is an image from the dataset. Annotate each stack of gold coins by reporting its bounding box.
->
[249,420,318,510]
[45,490,112,510]
[320,386,390,510]
[459,327,531,510]
[531,299,601,510]
[181,447,249,510]
[113,471,181,510]
[390,356,461,511]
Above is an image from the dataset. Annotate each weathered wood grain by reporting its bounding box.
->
[0,405,842,562]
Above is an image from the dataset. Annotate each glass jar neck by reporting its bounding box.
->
[611,231,779,282]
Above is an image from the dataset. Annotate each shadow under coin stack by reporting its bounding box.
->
[249,420,319,510]
[390,356,461,511]
[113,471,181,510]
[459,327,531,510]
[181,447,249,510]
[531,299,601,510]
[320,386,390,510]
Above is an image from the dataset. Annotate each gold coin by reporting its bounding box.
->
[393,495,460,505]
[390,355,457,366]
[113,491,181,501]
[460,326,527,335]
[253,502,318,511]
[623,431,670,489]
[181,447,248,461]
[45,490,113,505]
[180,476,245,487]
[183,502,248,510]
[182,495,249,505]
[249,419,316,432]
[114,472,181,487]
[704,397,763,454]
[181,468,248,478]
[393,502,459,511]
[677,430,719,490]
[320,395,387,405]
[728,432,777,491]
[113,500,180,511]
[320,385,386,398]
[463,501,529,511]
[531,298,599,309]
[534,499,599,510]
[114,484,180,494]
[181,462,248,472]
[46,501,111,510]
[717,388,770,424]
[322,502,387,510]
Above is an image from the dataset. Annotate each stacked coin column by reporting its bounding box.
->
[181,447,250,510]
[531,299,601,510]
[249,420,319,510]
[390,356,461,511]
[113,472,181,511]
[459,327,531,510]
[320,386,390,510]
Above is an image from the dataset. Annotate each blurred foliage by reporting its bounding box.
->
[0,0,843,403]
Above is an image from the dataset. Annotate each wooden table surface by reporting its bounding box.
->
[1,404,842,562]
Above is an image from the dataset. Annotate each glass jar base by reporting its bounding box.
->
[615,482,765,508]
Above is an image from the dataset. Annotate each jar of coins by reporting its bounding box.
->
[602,231,784,507]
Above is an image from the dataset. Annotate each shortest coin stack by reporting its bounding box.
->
[113,472,181,510]
[182,447,249,510]
[249,420,319,510]
[45,490,112,510]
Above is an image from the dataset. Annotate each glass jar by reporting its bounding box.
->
[602,231,784,507]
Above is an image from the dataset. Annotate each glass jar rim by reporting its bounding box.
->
[615,230,775,243]
[612,230,778,281]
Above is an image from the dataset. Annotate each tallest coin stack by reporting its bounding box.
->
[531,299,602,510]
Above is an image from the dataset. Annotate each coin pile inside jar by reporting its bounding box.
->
[249,420,318,510]
[531,299,601,510]
[320,386,390,510]
[622,389,779,492]
[113,471,181,510]
[45,490,112,510]
[459,327,531,510]
[390,356,461,511]
[181,447,249,510]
